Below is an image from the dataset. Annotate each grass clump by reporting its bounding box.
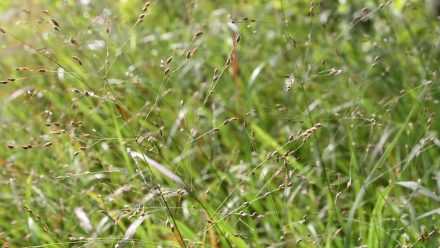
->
[0,0,439,247]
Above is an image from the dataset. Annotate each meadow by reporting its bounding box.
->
[0,0,439,247]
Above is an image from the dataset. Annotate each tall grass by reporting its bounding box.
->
[0,0,439,247]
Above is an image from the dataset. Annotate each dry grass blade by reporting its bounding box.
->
[127,148,184,185]
[115,104,131,121]
[115,214,148,248]
[396,181,440,201]
[74,207,93,233]
[416,208,440,220]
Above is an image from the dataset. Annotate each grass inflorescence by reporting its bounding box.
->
[0,0,439,247]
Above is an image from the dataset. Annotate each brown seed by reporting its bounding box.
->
[38,68,47,73]
[1,81,8,84]
[7,144,15,149]
[0,27,6,34]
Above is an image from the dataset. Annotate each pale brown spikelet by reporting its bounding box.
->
[70,38,79,46]
[142,1,151,12]
[50,129,65,134]
[223,117,238,125]
[22,144,33,150]
[235,33,241,43]
[16,66,31,72]
[212,68,219,81]
[292,123,323,142]
[72,56,82,65]
[50,18,60,27]
[284,74,295,92]
[1,78,16,84]
[50,18,61,31]
[193,31,204,40]
[189,47,198,58]
[42,142,53,148]
[136,13,146,24]
[166,56,173,65]
[71,88,82,94]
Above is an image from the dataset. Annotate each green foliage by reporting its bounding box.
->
[0,0,439,247]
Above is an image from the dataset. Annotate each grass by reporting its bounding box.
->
[0,0,439,247]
